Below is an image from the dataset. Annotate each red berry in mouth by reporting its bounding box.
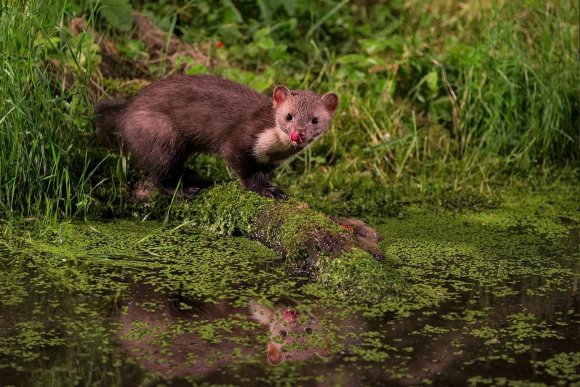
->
[290,131,302,144]
[284,309,299,322]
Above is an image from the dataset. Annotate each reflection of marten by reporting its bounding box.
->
[115,284,329,379]
[249,299,329,365]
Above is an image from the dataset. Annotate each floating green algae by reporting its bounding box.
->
[534,352,580,384]
[20,220,290,302]
[1,179,578,385]
[0,223,306,385]
[361,179,579,385]
[374,180,579,305]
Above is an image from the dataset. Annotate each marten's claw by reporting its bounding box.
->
[263,186,287,200]
[182,186,202,199]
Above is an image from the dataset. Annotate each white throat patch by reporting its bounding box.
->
[253,127,294,164]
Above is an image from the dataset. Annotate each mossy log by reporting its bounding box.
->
[111,182,396,302]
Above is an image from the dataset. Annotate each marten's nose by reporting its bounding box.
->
[290,131,303,144]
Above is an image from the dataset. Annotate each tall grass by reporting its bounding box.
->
[456,2,579,165]
[0,0,578,224]
[296,0,578,182]
[0,0,99,224]
[281,0,578,210]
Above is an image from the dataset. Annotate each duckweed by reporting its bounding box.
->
[0,179,577,385]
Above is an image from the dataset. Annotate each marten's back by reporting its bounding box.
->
[132,75,269,109]
[117,75,274,151]
[127,75,271,125]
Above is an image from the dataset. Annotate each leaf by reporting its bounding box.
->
[425,71,438,93]
[97,0,133,32]
[218,67,274,92]
[256,37,275,50]
[185,63,209,76]
[282,0,296,16]
[336,54,368,65]
[359,37,404,55]
[118,39,147,60]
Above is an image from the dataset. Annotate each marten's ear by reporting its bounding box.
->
[321,93,339,115]
[273,85,291,107]
[249,299,275,325]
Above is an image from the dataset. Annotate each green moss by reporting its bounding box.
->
[280,165,402,217]
[256,200,344,260]
[19,217,396,305]
[124,183,395,303]
[171,182,272,236]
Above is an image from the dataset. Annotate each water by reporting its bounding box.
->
[0,204,578,386]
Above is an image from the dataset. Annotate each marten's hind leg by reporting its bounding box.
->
[147,153,206,198]
[145,148,202,197]
[121,112,191,197]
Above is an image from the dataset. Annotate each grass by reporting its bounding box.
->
[0,0,99,224]
[0,0,578,224]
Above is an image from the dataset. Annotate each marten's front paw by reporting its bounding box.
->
[262,186,287,200]
[182,186,202,199]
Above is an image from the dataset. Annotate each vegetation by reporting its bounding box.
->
[1,176,577,385]
[0,0,577,223]
[0,0,578,385]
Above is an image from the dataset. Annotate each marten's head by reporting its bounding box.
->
[272,85,339,149]
[249,299,329,365]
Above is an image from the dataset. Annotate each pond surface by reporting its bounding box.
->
[0,186,578,386]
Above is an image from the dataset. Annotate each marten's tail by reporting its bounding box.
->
[94,99,128,149]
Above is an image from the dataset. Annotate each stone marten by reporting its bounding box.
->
[94,75,338,199]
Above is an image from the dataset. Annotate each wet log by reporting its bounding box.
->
[121,182,396,302]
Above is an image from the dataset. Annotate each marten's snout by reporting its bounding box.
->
[292,125,317,145]
[290,131,303,145]
[299,128,321,145]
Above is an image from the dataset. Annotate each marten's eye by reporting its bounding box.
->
[280,330,288,337]
[310,117,318,125]
[286,113,293,121]
[304,327,313,334]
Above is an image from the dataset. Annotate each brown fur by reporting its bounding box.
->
[94,75,338,198]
